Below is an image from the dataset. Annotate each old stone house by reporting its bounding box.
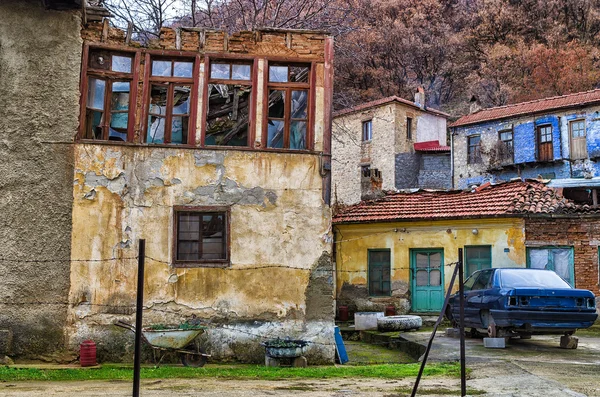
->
[333,180,600,315]
[1,0,335,363]
[451,90,600,203]
[331,92,450,206]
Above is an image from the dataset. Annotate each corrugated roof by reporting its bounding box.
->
[414,140,450,152]
[334,96,450,119]
[451,89,600,128]
[333,180,598,224]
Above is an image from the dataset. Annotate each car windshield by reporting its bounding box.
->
[499,269,571,289]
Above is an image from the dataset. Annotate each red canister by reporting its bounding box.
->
[385,305,396,316]
[338,305,349,321]
[80,340,97,367]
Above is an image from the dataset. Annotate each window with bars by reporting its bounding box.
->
[368,249,391,296]
[467,135,482,164]
[146,58,196,145]
[174,208,229,266]
[81,49,136,141]
[266,64,310,150]
[205,61,253,146]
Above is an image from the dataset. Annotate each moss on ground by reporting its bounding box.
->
[344,341,415,365]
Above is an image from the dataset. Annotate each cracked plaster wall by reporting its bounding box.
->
[0,0,81,357]
[68,145,334,362]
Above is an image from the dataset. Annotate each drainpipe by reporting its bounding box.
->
[450,127,455,189]
[322,36,334,205]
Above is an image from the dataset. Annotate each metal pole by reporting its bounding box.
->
[133,239,145,397]
[458,248,466,397]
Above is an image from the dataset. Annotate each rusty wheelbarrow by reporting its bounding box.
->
[115,320,210,367]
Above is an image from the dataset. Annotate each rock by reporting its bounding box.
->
[560,335,578,349]
[0,355,14,365]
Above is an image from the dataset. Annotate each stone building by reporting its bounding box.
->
[331,92,450,206]
[451,90,600,203]
[1,1,335,363]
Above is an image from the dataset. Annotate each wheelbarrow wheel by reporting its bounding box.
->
[180,348,207,367]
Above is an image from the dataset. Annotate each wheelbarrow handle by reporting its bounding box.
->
[114,320,136,333]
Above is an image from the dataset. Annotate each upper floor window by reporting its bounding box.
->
[467,135,481,164]
[174,207,229,267]
[570,119,587,160]
[537,125,553,162]
[362,120,373,141]
[498,129,514,162]
[205,61,253,147]
[146,58,196,145]
[406,117,413,140]
[81,49,136,141]
[266,64,310,150]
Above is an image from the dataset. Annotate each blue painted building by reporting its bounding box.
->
[451,90,600,203]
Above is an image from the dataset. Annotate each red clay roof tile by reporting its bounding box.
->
[333,96,450,119]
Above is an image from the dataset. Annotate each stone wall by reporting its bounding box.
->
[418,153,452,189]
[0,0,81,357]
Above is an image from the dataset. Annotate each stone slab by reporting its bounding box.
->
[483,337,506,348]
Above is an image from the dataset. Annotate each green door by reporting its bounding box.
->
[411,249,444,312]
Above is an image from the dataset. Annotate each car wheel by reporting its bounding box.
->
[444,306,457,327]
[487,323,497,338]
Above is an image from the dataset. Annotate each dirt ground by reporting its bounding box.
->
[2,333,600,397]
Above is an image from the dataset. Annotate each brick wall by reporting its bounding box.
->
[525,217,600,295]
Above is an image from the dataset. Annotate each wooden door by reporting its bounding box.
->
[411,249,444,312]
[570,120,587,160]
[537,125,553,162]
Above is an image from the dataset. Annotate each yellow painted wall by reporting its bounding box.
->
[334,218,526,311]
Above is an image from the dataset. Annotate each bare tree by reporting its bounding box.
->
[103,0,185,40]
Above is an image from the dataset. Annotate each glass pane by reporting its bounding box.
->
[205,84,251,146]
[467,263,479,276]
[552,249,572,284]
[149,85,168,115]
[232,64,251,80]
[290,66,309,82]
[572,121,585,138]
[147,85,167,144]
[416,253,429,268]
[267,120,285,148]
[269,66,288,82]
[529,249,549,269]
[416,270,429,286]
[290,121,306,150]
[172,86,190,115]
[147,115,165,143]
[87,78,105,110]
[269,90,285,118]
[211,63,230,79]
[152,60,171,77]
[174,61,193,78]
[85,109,103,139]
[430,269,441,286]
[109,113,128,141]
[171,116,188,144]
[429,253,441,268]
[112,55,132,73]
[179,213,200,240]
[178,241,198,260]
[291,90,308,119]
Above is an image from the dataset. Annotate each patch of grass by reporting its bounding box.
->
[575,325,600,337]
[0,363,461,382]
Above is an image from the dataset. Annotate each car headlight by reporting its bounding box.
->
[587,298,596,309]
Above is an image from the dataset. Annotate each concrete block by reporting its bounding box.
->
[560,335,578,349]
[445,328,461,338]
[354,312,384,331]
[293,356,307,368]
[483,337,506,348]
[0,330,13,355]
[265,356,280,367]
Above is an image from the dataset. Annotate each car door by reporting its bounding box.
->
[452,269,493,328]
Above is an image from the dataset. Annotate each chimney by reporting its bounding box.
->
[469,95,482,114]
[414,86,425,109]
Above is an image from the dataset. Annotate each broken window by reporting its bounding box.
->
[467,135,481,164]
[146,58,195,145]
[266,64,310,150]
[205,61,253,146]
[174,208,229,266]
[406,117,413,140]
[362,120,373,141]
[464,246,491,277]
[368,249,391,296]
[570,119,587,160]
[498,129,514,163]
[528,247,574,287]
[537,125,553,161]
[81,49,136,141]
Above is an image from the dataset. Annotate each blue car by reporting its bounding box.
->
[446,268,598,338]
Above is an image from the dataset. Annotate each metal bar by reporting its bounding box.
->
[458,248,466,396]
[410,262,460,397]
[133,239,145,397]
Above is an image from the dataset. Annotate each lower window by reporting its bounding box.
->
[465,246,491,277]
[368,249,391,296]
[174,207,229,267]
[527,247,574,286]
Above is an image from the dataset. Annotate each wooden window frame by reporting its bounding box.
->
[536,124,554,161]
[467,135,482,164]
[172,206,231,268]
[362,119,373,142]
[78,44,140,142]
[498,129,514,162]
[201,56,258,147]
[262,60,315,151]
[367,249,391,297]
[526,246,574,287]
[406,117,413,140]
[464,245,492,278]
[569,119,587,160]
[142,52,200,146]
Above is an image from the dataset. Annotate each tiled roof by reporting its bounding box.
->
[414,140,450,152]
[451,89,600,128]
[333,96,450,119]
[333,180,598,224]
